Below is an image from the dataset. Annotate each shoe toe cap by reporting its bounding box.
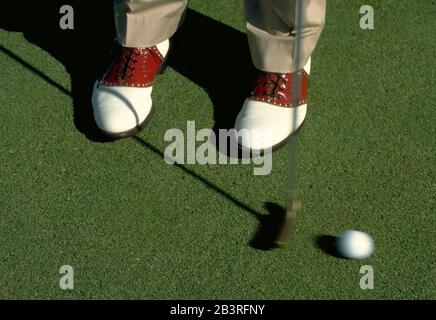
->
[92,82,152,134]
[235,99,307,150]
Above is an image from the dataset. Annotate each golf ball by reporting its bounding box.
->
[336,230,374,260]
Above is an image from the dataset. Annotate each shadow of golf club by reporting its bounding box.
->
[132,135,264,220]
[250,202,290,250]
[0,2,284,250]
[134,136,287,251]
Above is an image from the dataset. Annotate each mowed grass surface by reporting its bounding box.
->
[0,0,434,299]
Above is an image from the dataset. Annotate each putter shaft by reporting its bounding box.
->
[274,192,302,248]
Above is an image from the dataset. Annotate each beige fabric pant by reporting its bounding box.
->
[115,0,326,73]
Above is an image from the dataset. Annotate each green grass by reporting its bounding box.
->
[0,0,434,299]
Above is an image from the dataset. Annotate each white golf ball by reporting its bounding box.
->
[336,230,374,260]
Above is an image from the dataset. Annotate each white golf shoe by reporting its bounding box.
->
[235,57,311,152]
[91,39,169,139]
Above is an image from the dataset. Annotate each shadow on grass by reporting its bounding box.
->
[0,3,255,143]
[315,235,344,258]
[0,2,285,250]
[134,136,291,251]
[250,202,289,250]
[0,1,114,142]
[168,9,256,146]
[132,136,264,220]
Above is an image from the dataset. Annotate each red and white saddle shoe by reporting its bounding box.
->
[91,39,169,139]
[235,57,311,152]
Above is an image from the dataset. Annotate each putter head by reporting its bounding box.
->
[274,192,302,248]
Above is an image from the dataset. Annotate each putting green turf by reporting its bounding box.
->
[0,0,434,299]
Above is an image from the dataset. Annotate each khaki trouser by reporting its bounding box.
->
[115,0,326,73]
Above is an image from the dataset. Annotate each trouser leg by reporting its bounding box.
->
[115,0,188,47]
[245,0,326,73]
